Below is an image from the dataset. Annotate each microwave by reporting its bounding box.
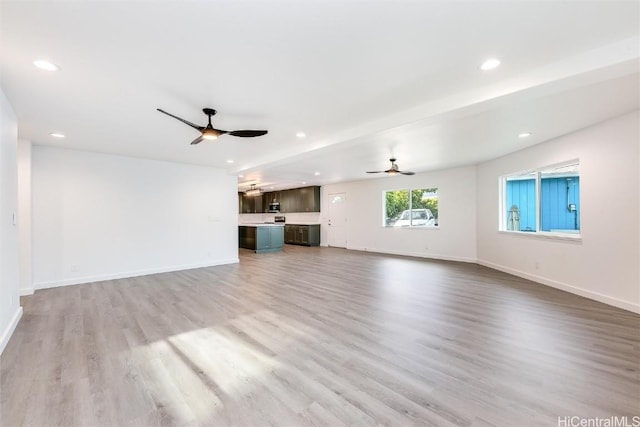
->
[268,201,280,212]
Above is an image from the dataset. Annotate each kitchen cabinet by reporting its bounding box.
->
[242,186,320,214]
[239,193,263,213]
[239,225,284,253]
[279,189,296,213]
[284,225,296,243]
[284,224,320,246]
[297,186,320,212]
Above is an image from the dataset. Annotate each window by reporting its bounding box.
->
[502,161,580,235]
[384,188,438,227]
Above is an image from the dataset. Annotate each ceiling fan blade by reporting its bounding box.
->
[157,108,204,131]
[228,130,268,138]
[190,136,205,145]
[211,128,229,137]
[367,158,413,175]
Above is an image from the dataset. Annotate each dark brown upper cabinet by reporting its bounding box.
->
[241,186,320,213]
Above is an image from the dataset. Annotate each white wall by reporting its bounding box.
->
[32,146,239,289]
[17,139,32,296]
[476,111,640,313]
[322,166,477,262]
[0,88,22,355]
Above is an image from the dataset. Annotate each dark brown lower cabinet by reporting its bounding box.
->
[284,224,320,246]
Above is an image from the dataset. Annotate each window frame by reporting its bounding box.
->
[499,159,581,241]
[382,187,439,229]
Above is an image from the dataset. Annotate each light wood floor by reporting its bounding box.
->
[2,246,639,426]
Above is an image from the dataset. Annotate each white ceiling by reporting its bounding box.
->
[1,1,638,191]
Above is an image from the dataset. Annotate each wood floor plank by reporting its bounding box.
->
[1,246,639,426]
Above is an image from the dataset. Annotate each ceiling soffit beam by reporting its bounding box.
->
[230,36,640,176]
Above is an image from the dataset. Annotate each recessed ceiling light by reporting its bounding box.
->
[49,133,65,138]
[518,132,532,138]
[238,174,244,178]
[480,58,500,71]
[33,60,60,71]
[314,172,320,176]
[296,132,306,138]
[302,181,307,185]
[226,159,234,164]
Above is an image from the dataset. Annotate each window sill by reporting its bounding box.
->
[498,230,582,243]
[384,226,440,230]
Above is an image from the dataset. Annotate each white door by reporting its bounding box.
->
[327,192,347,248]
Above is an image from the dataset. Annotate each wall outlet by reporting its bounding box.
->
[71,264,79,272]
[534,261,540,270]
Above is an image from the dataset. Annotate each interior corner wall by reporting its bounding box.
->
[17,139,32,296]
[321,165,477,262]
[32,146,239,289]
[476,111,640,313]
[0,88,22,355]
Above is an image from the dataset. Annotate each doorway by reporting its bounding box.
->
[327,192,347,248]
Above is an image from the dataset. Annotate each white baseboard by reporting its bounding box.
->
[19,287,34,296]
[0,307,23,355]
[34,258,240,290]
[477,259,640,314]
[348,246,477,264]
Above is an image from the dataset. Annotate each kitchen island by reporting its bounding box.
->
[239,224,285,253]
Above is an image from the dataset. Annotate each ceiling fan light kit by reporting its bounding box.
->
[202,128,222,140]
[157,107,268,145]
[366,158,415,176]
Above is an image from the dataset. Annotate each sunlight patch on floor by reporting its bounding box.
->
[127,311,288,422]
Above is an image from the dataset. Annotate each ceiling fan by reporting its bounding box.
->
[366,158,415,175]
[157,107,268,145]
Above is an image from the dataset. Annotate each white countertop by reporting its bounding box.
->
[239,223,285,227]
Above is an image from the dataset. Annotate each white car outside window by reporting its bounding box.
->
[393,209,435,227]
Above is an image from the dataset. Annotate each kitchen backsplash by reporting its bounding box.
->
[239,212,321,224]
